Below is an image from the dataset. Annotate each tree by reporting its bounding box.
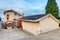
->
[45,0,59,19]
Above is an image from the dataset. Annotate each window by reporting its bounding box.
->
[7,14,9,20]
[14,13,17,15]
[13,19,17,21]
[19,14,21,16]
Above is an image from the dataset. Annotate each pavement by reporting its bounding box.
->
[19,28,60,40]
[0,27,33,40]
[0,27,60,40]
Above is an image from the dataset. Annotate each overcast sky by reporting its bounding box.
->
[0,0,60,18]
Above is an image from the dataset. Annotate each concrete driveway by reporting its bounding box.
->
[21,28,60,40]
[0,27,33,40]
[0,27,60,40]
[36,28,60,40]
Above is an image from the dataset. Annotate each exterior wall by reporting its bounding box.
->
[22,22,40,36]
[14,15,23,20]
[14,14,19,20]
[22,16,59,36]
[4,12,14,22]
[4,12,23,22]
[4,11,23,27]
[39,16,59,33]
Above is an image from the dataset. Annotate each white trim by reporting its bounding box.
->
[22,14,59,23]
[22,20,36,22]
[35,14,49,22]
[49,14,59,23]
[36,14,59,23]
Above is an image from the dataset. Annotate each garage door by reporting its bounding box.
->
[40,17,59,33]
[40,26,54,33]
[40,24,59,33]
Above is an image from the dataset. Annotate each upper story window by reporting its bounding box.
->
[19,14,21,16]
[7,14,9,20]
[13,19,17,21]
[14,13,17,15]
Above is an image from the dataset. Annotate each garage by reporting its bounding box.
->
[20,14,59,36]
[40,16,59,33]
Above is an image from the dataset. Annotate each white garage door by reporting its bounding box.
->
[40,17,59,33]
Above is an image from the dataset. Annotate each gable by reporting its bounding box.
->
[36,14,59,23]
[40,16,58,24]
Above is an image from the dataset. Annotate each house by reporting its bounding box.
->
[20,14,59,36]
[4,10,24,27]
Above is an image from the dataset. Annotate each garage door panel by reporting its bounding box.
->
[40,16,59,33]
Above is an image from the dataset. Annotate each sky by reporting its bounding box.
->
[0,0,60,19]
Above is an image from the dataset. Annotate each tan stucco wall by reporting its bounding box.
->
[14,14,19,20]
[39,16,59,33]
[4,12,23,22]
[4,12,14,22]
[14,15,23,20]
[22,16,59,36]
[22,22,40,36]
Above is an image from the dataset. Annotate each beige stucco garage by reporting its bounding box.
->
[20,14,59,36]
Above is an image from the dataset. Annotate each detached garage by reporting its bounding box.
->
[20,14,59,36]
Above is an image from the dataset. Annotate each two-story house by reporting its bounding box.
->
[4,10,24,27]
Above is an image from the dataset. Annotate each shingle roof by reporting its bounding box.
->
[20,14,47,20]
[19,14,59,23]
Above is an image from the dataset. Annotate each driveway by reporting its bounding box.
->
[0,27,33,40]
[21,28,60,40]
[0,27,60,40]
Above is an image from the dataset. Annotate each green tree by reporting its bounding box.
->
[45,0,59,19]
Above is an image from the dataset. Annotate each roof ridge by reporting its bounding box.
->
[4,9,23,15]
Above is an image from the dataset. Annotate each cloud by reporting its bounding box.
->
[0,0,60,19]
[1,0,60,17]
[23,9,45,16]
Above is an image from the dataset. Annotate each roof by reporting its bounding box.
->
[20,14,47,20]
[19,14,59,23]
[4,10,22,15]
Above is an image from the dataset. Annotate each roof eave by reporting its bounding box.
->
[20,14,59,23]
[20,19,39,23]
[35,14,49,22]
[35,14,60,23]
